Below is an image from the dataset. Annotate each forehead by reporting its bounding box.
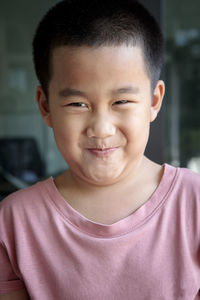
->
[49,45,150,90]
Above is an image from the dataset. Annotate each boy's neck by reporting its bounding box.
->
[54,157,164,225]
[56,156,151,193]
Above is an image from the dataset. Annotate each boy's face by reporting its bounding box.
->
[37,45,164,186]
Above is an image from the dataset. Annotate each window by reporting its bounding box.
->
[0,1,65,200]
[164,0,200,173]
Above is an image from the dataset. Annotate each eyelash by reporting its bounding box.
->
[67,100,131,107]
[67,102,87,107]
[114,100,131,105]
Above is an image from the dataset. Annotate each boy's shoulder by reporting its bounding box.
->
[0,177,53,214]
[166,165,200,209]
[178,165,200,188]
[163,163,200,186]
[161,164,200,204]
[165,163,199,183]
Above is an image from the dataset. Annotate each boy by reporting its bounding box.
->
[0,0,200,299]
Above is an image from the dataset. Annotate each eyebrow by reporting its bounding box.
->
[59,88,86,98]
[112,86,140,95]
[58,85,140,98]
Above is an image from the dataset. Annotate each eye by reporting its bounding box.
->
[114,100,132,105]
[67,102,88,108]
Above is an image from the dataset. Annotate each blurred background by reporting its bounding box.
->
[0,0,200,200]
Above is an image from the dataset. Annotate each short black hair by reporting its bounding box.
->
[33,0,164,96]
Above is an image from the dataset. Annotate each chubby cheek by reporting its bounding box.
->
[123,108,151,150]
[50,114,84,160]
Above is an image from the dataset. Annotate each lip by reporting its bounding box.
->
[87,148,117,157]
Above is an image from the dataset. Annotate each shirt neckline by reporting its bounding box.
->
[43,164,178,238]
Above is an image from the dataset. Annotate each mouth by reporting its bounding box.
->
[87,147,117,157]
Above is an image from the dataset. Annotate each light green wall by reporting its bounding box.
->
[0,1,66,176]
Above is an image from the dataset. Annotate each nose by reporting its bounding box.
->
[86,113,116,139]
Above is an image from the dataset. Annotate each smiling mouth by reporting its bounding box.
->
[87,147,117,156]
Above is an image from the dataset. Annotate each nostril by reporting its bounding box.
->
[87,127,95,138]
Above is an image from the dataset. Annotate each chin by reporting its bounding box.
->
[87,178,120,186]
[83,170,123,186]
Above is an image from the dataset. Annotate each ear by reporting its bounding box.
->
[150,80,165,122]
[36,86,53,128]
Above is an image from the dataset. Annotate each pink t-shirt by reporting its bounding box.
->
[0,164,200,299]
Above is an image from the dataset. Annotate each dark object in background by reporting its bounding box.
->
[0,174,17,201]
[0,137,45,200]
